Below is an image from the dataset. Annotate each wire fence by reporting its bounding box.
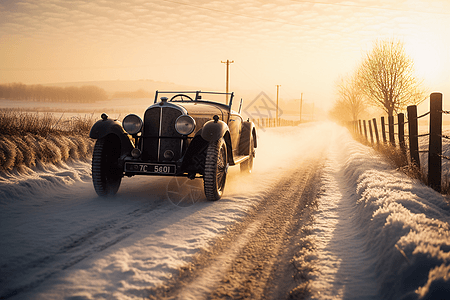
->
[348,92,445,192]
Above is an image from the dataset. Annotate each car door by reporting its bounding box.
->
[228,113,243,157]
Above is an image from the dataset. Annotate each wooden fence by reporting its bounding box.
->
[251,118,302,128]
[348,92,446,192]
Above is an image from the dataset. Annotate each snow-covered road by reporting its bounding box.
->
[1,122,449,300]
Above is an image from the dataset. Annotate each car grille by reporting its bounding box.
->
[142,106,183,162]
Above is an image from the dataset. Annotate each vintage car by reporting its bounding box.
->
[89,91,257,201]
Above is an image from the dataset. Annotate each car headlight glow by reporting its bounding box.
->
[122,114,143,135]
[175,115,196,135]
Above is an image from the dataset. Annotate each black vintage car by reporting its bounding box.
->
[89,91,257,201]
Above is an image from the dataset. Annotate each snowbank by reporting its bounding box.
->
[0,160,92,204]
[311,125,450,300]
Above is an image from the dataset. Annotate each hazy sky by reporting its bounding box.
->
[1,0,450,109]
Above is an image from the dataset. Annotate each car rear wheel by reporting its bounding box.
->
[240,135,255,173]
[203,138,227,201]
[92,136,122,197]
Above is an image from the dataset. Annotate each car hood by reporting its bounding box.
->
[177,102,228,121]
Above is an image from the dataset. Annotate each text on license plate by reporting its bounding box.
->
[125,163,176,174]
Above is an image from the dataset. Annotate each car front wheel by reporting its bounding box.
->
[203,138,228,201]
[92,136,122,197]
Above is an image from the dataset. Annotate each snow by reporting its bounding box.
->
[1,122,450,299]
[311,124,450,300]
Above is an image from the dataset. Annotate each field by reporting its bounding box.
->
[0,109,95,172]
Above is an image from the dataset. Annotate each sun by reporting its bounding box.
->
[404,31,449,86]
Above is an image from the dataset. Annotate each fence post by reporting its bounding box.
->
[381,116,387,143]
[407,105,420,168]
[428,92,442,192]
[368,119,374,144]
[388,115,395,146]
[372,118,380,144]
[398,113,406,154]
[358,120,362,135]
[363,120,368,141]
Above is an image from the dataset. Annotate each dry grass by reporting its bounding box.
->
[440,174,450,195]
[376,144,408,169]
[353,130,450,200]
[377,144,428,182]
[0,109,95,172]
[354,132,430,189]
[0,109,95,136]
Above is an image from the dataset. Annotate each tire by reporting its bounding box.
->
[92,136,122,196]
[203,138,228,201]
[240,135,255,174]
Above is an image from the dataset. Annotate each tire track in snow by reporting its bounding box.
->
[148,155,324,300]
[0,196,175,299]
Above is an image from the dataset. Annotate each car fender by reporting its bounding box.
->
[196,124,234,165]
[239,121,257,155]
[89,118,134,156]
[181,134,209,171]
[201,119,229,142]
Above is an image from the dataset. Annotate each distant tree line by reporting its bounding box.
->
[0,83,108,103]
[111,89,152,98]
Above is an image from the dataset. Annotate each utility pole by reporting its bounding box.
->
[221,60,234,104]
[276,85,281,126]
[300,92,303,123]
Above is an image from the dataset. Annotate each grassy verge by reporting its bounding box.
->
[353,134,448,196]
[0,109,96,172]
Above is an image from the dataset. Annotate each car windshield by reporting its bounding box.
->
[154,91,235,108]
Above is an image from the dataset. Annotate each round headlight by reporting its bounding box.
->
[122,114,143,135]
[175,115,196,135]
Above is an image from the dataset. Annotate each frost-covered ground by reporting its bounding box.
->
[1,122,449,300]
[311,125,450,300]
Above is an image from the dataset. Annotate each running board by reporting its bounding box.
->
[233,155,249,165]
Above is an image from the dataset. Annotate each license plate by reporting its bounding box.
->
[125,162,176,174]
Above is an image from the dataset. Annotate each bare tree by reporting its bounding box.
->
[329,99,351,123]
[334,73,366,122]
[357,38,426,116]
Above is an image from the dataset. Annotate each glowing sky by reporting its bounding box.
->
[1,0,450,109]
